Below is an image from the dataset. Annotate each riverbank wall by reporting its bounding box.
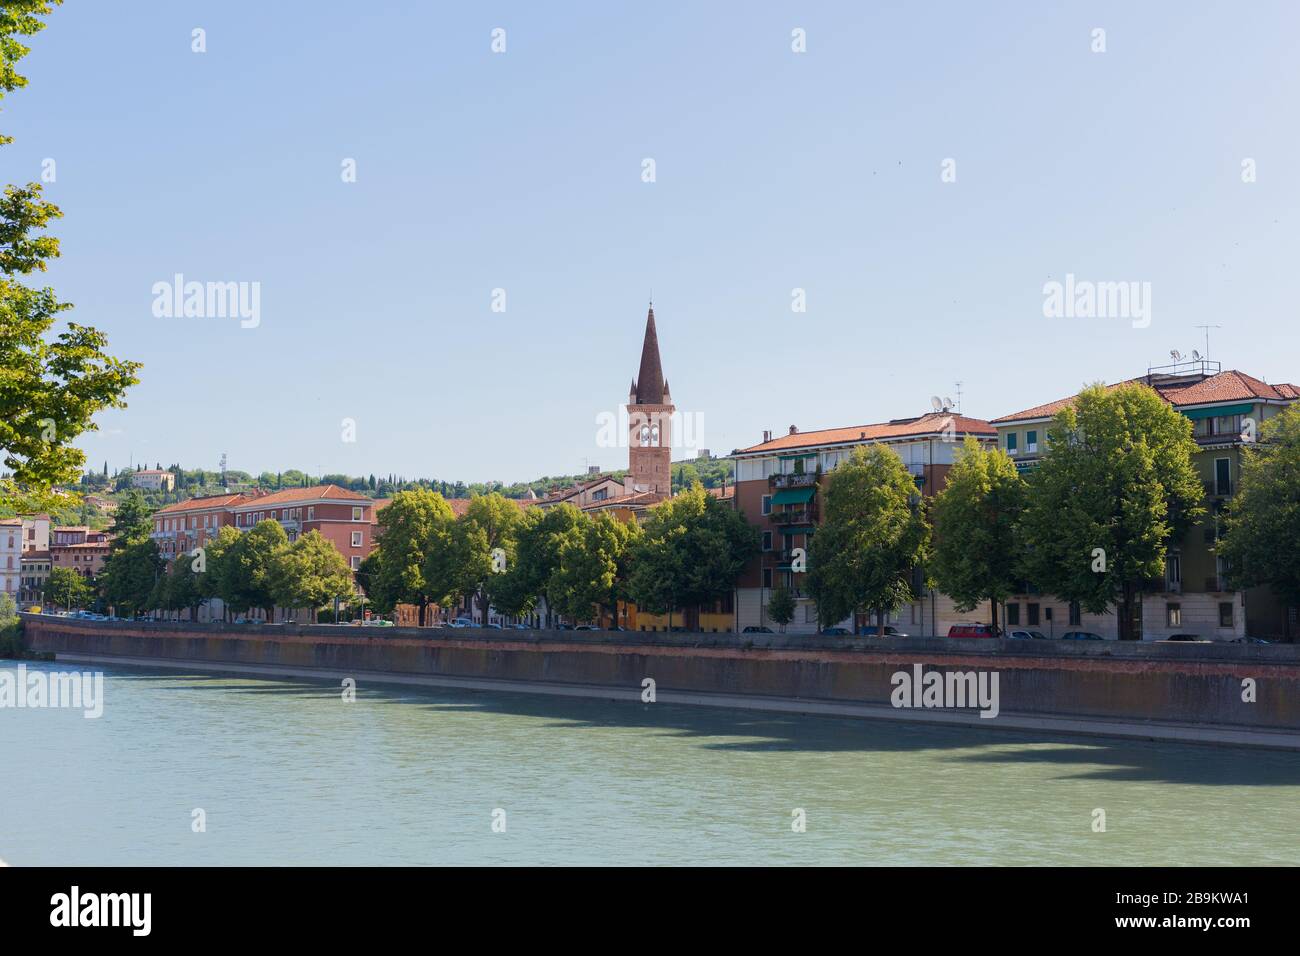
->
[20,615,1300,747]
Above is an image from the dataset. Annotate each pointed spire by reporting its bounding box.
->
[634,305,665,404]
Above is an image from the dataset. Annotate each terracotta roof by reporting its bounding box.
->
[632,306,666,404]
[0,518,21,526]
[155,494,246,515]
[733,412,996,455]
[231,484,370,508]
[371,496,536,520]
[992,370,1300,424]
[583,491,663,511]
[706,485,735,500]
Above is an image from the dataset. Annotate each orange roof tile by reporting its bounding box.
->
[992,370,1300,424]
[155,494,246,515]
[734,412,995,455]
[231,484,369,508]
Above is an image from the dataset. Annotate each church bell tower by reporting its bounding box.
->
[627,304,674,496]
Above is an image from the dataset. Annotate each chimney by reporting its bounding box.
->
[762,430,772,443]
[789,425,798,435]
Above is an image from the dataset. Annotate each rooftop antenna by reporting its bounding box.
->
[943,396,954,412]
[1192,349,1201,361]
[1195,324,1222,360]
[954,381,963,414]
[930,395,943,412]
[1170,349,1183,362]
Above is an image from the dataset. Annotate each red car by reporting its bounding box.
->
[947,623,1001,639]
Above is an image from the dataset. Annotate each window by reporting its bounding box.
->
[352,507,363,521]
[1215,458,1231,496]
[1025,430,1038,453]
[762,531,772,552]
[1005,432,1018,454]
[351,556,361,570]
[762,568,773,589]
[1166,554,1181,588]
[1167,603,1181,627]
[307,507,315,521]
[1218,602,1234,628]
[351,531,363,548]
[761,495,771,516]
[911,603,922,625]
[1027,603,1040,626]
[1005,603,1020,625]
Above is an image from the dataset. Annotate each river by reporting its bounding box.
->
[1,660,1298,865]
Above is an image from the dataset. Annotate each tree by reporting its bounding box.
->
[628,483,759,630]
[199,525,243,620]
[44,565,93,609]
[451,494,521,623]
[492,504,584,624]
[162,550,204,621]
[0,2,140,513]
[373,489,455,625]
[549,512,640,626]
[272,530,355,622]
[1220,405,1300,640]
[765,586,795,632]
[930,437,1027,631]
[1017,383,1204,640]
[99,535,164,618]
[807,445,929,633]
[228,520,290,620]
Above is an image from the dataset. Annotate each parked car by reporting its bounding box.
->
[947,623,1001,639]
[1006,629,1048,640]
[483,622,503,630]
[1062,631,1105,641]
[1231,636,1273,645]
[1163,633,1209,642]
[508,623,530,630]
[742,625,774,634]
[446,618,475,628]
[860,625,909,637]
[821,626,851,636]
[364,619,393,627]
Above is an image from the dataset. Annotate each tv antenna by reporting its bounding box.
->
[954,381,963,414]
[1195,324,1222,360]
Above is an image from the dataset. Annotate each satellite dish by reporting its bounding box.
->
[1170,350,1182,361]
[930,396,943,412]
[944,397,954,411]
[1192,349,1201,360]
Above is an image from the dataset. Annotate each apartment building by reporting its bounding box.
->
[991,361,1299,640]
[49,527,111,581]
[729,410,998,635]
[0,519,21,599]
[19,550,51,605]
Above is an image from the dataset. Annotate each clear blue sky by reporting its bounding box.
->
[8,1,1299,483]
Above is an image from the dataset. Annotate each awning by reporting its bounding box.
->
[780,525,815,535]
[1182,402,1253,420]
[777,453,818,462]
[771,487,815,505]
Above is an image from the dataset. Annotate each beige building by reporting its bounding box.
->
[130,468,176,492]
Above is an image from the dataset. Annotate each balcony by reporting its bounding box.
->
[1205,576,1225,593]
[1204,479,1232,498]
[769,508,817,526]
[771,472,818,489]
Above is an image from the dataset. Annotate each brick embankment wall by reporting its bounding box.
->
[20,616,1300,733]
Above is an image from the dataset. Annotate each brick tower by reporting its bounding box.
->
[627,304,674,495]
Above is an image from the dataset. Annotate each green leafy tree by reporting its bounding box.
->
[163,550,204,621]
[807,445,929,633]
[199,525,243,620]
[1017,383,1204,640]
[451,494,521,623]
[44,565,92,609]
[374,489,455,625]
[628,483,759,630]
[228,520,290,620]
[549,512,641,626]
[930,437,1027,631]
[765,585,796,632]
[492,504,584,624]
[272,530,356,622]
[99,535,164,618]
[1220,405,1300,639]
[0,2,140,512]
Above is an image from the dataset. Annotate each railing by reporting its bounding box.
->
[1204,479,1232,497]
[769,509,817,525]
[770,472,818,489]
